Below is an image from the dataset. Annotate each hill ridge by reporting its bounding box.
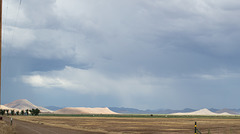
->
[171,108,232,115]
[54,107,118,114]
[4,99,52,113]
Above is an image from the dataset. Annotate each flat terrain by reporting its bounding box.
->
[0,119,15,134]
[3,117,101,134]
[11,115,240,134]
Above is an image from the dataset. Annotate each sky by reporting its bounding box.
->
[2,0,240,110]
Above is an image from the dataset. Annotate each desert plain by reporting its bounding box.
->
[10,115,240,134]
[2,99,240,133]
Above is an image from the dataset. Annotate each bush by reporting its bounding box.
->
[25,109,29,115]
[30,108,41,116]
[21,110,24,115]
[0,109,5,115]
[10,110,15,115]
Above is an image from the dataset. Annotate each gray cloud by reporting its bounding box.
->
[2,0,240,109]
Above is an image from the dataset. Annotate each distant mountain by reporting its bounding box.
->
[215,108,238,115]
[155,108,196,114]
[109,107,196,114]
[209,108,240,115]
[231,109,240,114]
[5,100,240,115]
[44,106,63,111]
[109,107,144,114]
[4,99,52,113]
[172,108,232,115]
[109,107,240,115]
[208,108,219,112]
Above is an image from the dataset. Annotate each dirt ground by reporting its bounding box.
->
[11,116,240,134]
[3,117,102,134]
[0,120,15,134]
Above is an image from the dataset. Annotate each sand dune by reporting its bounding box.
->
[4,99,117,114]
[171,108,232,115]
[4,99,52,113]
[54,107,118,114]
[0,105,21,111]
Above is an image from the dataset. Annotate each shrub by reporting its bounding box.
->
[0,109,5,115]
[30,108,41,116]
[21,110,24,115]
[25,109,29,115]
[10,110,15,115]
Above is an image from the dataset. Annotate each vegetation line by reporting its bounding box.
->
[39,114,240,119]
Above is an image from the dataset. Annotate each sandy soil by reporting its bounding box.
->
[12,116,240,134]
[54,107,117,114]
[0,105,21,111]
[3,117,101,134]
[4,99,52,113]
[172,108,232,115]
[0,119,15,134]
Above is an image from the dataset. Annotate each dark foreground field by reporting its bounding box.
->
[11,115,240,134]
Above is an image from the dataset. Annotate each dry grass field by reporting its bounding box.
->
[12,116,240,134]
[0,120,15,134]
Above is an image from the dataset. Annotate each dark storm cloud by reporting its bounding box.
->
[3,0,240,109]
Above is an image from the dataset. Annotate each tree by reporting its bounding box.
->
[0,109,5,115]
[28,108,41,116]
[34,108,40,116]
[16,111,20,115]
[11,110,15,115]
[6,110,9,115]
[29,109,34,115]
[25,109,29,115]
[21,110,24,115]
